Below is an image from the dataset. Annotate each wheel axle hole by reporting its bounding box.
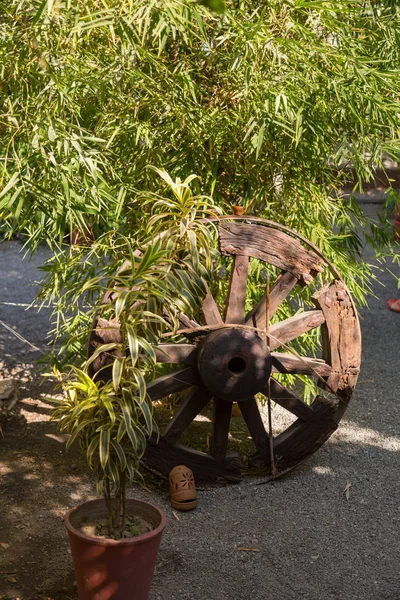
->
[228,356,246,374]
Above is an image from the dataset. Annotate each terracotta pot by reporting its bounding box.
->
[65,498,166,600]
[232,205,245,216]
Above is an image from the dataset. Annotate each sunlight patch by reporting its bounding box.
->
[312,465,332,475]
[333,423,399,452]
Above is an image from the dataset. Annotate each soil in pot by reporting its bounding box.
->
[79,514,154,540]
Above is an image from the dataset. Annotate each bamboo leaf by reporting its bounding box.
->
[71,398,96,417]
[86,434,100,468]
[140,400,153,436]
[121,404,138,451]
[86,343,119,369]
[115,290,130,320]
[126,325,139,366]
[102,397,116,424]
[112,357,125,391]
[99,428,110,468]
[66,419,96,450]
[132,369,147,404]
[0,173,19,199]
[111,440,127,471]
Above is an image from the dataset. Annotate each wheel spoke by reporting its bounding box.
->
[239,397,270,459]
[267,378,314,421]
[271,353,332,377]
[269,310,325,351]
[211,399,232,461]
[177,312,201,329]
[225,255,249,324]
[245,271,298,328]
[154,344,197,365]
[162,311,201,335]
[201,282,223,325]
[147,366,201,401]
[163,388,212,444]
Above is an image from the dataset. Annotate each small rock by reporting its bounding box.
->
[0,379,19,413]
[123,530,133,538]
[0,379,16,401]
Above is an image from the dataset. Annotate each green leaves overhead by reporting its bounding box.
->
[2,0,399,263]
[196,0,226,15]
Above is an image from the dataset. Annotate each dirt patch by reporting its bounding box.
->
[0,373,89,600]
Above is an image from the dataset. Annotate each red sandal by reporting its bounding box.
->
[387,299,400,313]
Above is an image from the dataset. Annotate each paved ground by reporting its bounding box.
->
[0,205,399,600]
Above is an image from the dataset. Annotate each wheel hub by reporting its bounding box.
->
[197,328,272,402]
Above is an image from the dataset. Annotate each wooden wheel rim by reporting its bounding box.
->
[88,218,362,486]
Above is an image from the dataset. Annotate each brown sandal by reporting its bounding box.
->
[169,465,198,511]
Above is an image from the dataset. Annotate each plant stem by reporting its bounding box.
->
[111,491,120,533]
[104,480,113,536]
[121,471,127,531]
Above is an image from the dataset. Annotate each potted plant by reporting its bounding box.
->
[52,370,166,600]
[49,170,220,600]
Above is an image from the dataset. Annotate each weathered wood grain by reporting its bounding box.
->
[268,379,314,421]
[239,397,270,460]
[211,398,233,461]
[271,353,332,377]
[269,395,339,474]
[219,222,324,283]
[154,344,197,365]
[163,388,212,444]
[88,317,122,381]
[245,271,299,328]
[144,435,242,485]
[146,366,202,401]
[225,254,249,324]
[313,280,361,400]
[93,317,122,344]
[201,284,224,325]
[269,310,325,351]
[175,312,201,330]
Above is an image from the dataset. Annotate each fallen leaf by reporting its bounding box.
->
[343,481,351,500]
[238,547,259,552]
[172,510,181,521]
[0,543,9,550]
[7,575,17,583]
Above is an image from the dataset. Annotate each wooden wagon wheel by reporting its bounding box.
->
[88,217,361,486]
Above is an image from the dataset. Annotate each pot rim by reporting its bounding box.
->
[65,498,166,547]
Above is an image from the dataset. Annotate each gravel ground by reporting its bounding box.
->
[0,205,399,600]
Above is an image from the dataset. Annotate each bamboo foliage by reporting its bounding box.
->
[1,2,399,298]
